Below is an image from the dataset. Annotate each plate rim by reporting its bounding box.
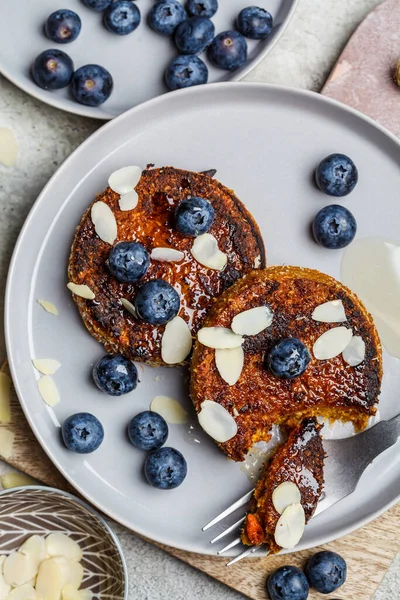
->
[0,0,299,121]
[5,81,400,555]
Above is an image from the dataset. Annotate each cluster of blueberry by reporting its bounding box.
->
[268,551,347,599]
[30,1,274,106]
[312,153,358,250]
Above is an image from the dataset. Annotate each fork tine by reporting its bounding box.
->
[210,516,246,544]
[217,537,242,555]
[202,488,255,531]
[226,545,263,566]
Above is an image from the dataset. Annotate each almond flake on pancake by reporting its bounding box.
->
[198,327,243,349]
[342,335,366,366]
[118,189,138,211]
[313,326,353,360]
[272,482,301,515]
[67,283,95,300]
[91,201,117,244]
[312,299,347,323]
[32,359,61,376]
[198,400,237,443]
[161,316,193,364]
[121,298,137,318]
[274,503,305,549]
[191,233,227,270]
[215,347,244,385]
[151,248,185,262]
[108,166,142,212]
[231,306,273,336]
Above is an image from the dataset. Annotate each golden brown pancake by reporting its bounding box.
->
[242,418,324,553]
[190,266,382,462]
[68,167,265,366]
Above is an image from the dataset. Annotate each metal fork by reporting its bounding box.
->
[203,413,400,566]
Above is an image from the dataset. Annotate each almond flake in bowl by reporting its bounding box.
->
[150,396,188,425]
[342,335,366,366]
[151,248,185,262]
[313,327,353,360]
[37,376,60,407]
[272,482,301,515]
[312,299,347,323]
[274,503,305,549]
[197,327,243,349]
[67,283,95,300]
[91,202,117,245]
[231,306,273,336]
[215,347,244,386]
[191,234,227,270]
[161,316,192,364]
[197,400,237,443]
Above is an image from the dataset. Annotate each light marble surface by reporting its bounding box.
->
[0,0,398,598]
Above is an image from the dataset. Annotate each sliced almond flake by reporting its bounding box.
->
[1,472,37,489]
[108,166,142,195]
[119,189,139,211]
[0,557,10,599]
[121,298,137,318]
[161,316,192,364]
[231,306,273,336]
[37,376,60,407]
[46,533,82,562]
[32,359,61,376]
[313,327,353,360]
[233,407,239,417]
[312,299,347,323]
[37,300,58,316]
[198,327,243,349]
[67,283,95,300]
[272,482,301,515]
[0,127,18,167]
[151,247,185,262]
[274,503,305,549]
[254,255,261,268]
[36,558,64,600]
[0,429,14,459]
[3,552,37,587]
[91,201,117,245]
[150,396,188,424]
[0,372,11,423]
[198,400,237,443]
[215,347,244,386]
[191,234,227,271]
[7,584,37,600]
[342,335,366,367]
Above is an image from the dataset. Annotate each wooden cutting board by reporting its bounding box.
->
[2,2,400,596]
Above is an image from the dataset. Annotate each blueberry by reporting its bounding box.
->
[81,0,112,11]
[93,354,138,396]
[108,242,150,283]
[175,17,215,54]
[45,9,82,44]
[31,49,74,90]
[144,447,187,489]
[208,31,248,71]
[267,338,311,379]
[312,204,357,249]
[149,1,187,36]
[165,55,208,90]
[186,0,218,18]
[104,1,141,35]
[135,280,180,325]
[71,64,113,107]
[268,566,309,600]
[237,6,273,40]
[315,153,358,197]
[305,551,347,594]
[62,413,104,454]
[128,411,169,451]
[175,197,215,236]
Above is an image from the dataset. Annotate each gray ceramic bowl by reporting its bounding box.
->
[0,486,128,599]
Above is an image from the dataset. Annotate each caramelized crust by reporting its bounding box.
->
[242,418,324,553]
[190,266,382,461]
[68,167,265,365]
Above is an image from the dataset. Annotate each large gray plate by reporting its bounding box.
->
[0,0,297,119]
[5,83,400,555]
